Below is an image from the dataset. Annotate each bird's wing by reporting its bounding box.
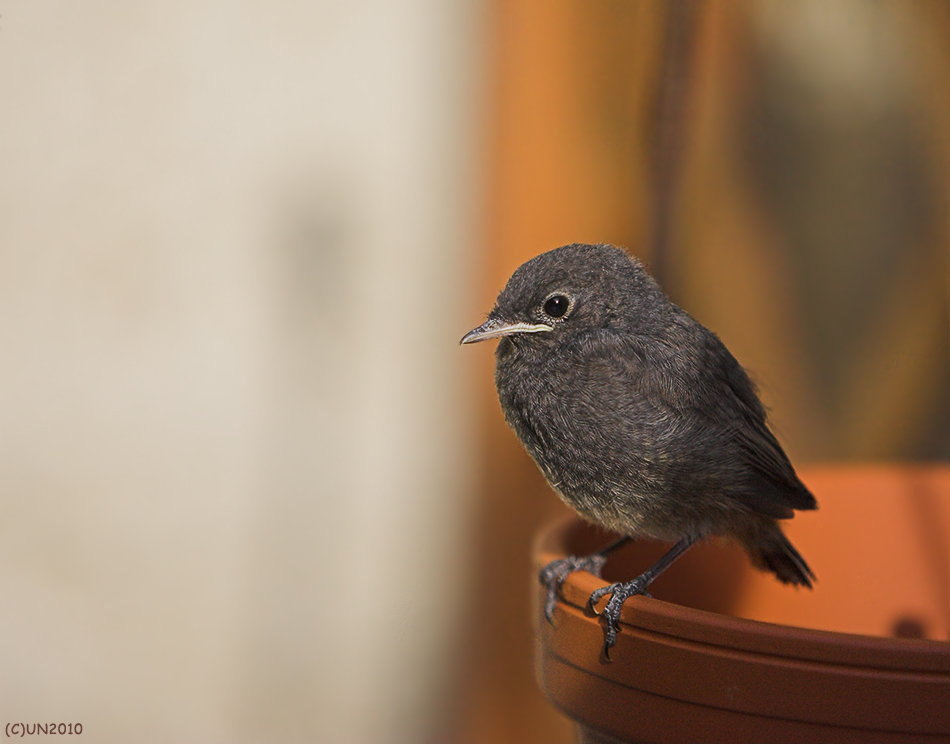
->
[712,345,817,516]
[635,329,817,518]
[729,406,817,517]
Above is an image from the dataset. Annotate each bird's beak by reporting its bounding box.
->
[459,317,554,345]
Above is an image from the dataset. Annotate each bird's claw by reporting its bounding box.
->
[539,553,609,623]
[586,575,652,660]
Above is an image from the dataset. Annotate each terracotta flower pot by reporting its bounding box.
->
[533,465,950,744]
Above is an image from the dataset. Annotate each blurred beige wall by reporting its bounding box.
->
[0,2,481,742]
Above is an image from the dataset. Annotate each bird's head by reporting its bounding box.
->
[460,243,661,349]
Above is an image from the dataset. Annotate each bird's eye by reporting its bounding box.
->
[543,294,571,319]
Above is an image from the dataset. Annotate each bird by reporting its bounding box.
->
[460,243,817,658]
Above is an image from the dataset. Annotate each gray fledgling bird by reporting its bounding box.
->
[461,243,816,658]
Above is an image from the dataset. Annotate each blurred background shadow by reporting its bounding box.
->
[0,2,946,743]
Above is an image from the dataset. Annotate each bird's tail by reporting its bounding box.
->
[743,519,815,588]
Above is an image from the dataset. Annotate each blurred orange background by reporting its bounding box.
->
[454,2,948,743]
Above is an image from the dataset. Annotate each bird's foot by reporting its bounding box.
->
[587,574,653,660]
[539,552,609,623]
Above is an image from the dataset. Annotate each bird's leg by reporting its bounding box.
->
[588,535,697,659]
[539,536,632,623]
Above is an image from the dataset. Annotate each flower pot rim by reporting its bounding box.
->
[536,515,950,672]
[533,465,950,741]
